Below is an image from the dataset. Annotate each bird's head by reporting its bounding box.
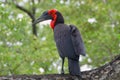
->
[33,9,64,29]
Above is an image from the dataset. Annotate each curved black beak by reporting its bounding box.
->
[33,13,52,25]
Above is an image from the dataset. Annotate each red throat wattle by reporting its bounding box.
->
[48,9,57,29]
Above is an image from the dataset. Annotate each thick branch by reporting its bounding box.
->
[32,23,37,36]
[0,55,120,80]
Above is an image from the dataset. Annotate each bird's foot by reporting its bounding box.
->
[76,75,83,80]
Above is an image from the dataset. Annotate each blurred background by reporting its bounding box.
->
[0,0,120,76]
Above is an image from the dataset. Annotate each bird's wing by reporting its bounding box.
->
[70,25,86,56]
[54,24,79,59]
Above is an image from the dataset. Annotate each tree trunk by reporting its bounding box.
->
[0,55,120,80]
[32,20,37,36]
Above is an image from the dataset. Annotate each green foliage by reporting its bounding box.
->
[0,0,120,75]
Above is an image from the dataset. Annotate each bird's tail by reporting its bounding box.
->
[68,58,81,76]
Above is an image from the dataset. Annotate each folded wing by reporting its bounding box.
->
[70,25,86,56]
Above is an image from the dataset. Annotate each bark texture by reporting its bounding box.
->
[0,55,120,80]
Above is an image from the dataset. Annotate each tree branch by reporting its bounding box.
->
[15,4,35,20]
[31,0,36,17]
[0,55,120,80]
[12,0,37,36]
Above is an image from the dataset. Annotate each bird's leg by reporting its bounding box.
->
[61,57,65,74]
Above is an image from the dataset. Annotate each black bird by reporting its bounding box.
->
[34,9,86,76]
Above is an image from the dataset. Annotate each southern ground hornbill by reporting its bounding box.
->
[33,9,86,76]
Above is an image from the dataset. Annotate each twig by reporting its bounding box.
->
[15,4,35,20]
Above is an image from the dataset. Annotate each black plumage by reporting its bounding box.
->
[33,9,86,76]
[54,24,85,75]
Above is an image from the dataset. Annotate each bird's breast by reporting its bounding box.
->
[53,24,77,58]
[53,24,70,42]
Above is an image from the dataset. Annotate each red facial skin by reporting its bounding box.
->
[48,9,57,29]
